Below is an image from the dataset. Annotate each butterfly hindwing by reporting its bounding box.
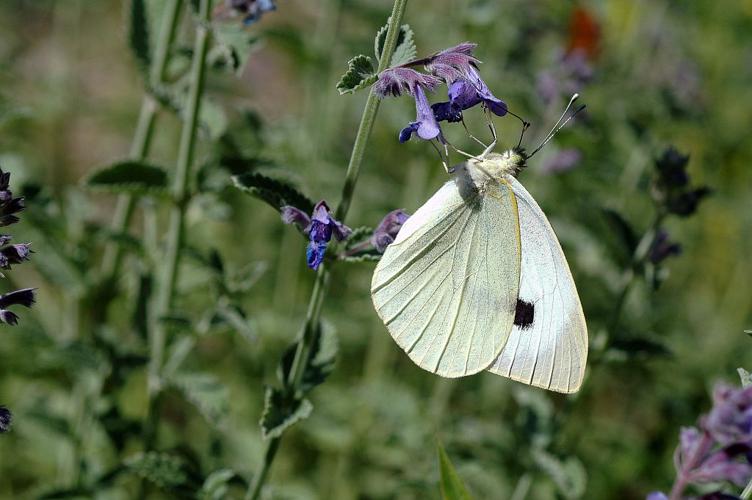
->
[487,176,588,393]
[371,179,521,377]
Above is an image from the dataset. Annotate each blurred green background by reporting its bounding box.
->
[1,0,751,498]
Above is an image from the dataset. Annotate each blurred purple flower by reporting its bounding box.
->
[649,230,682,264]
[656,383,752,499]
[656,147,691,188]
[432,65,508,123]
[541,148,582,174]
[0,406,11,433]
[223,0,276,25]
[653,146,711,218]
[373,68,441,98]
[705,385,752,446]
[0,242,32,269]
[371,209,410,253]
[399,86,443,142]
[281,201,352,270]
[646,493,668,500]
[536,49,593,104]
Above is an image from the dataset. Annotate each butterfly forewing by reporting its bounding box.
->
[487,176,588,393]
[371,179,521,378]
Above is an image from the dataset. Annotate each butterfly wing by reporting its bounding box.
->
[371,179,521,377]
[487,176,588,393]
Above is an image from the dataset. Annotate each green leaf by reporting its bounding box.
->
[232,173,314,213]
[199,98,228,140]
[601,208,638,257]
[437,441,474,500]
[169,372,229,425]
[336,55,377,95]
[212,24,259,75]
[532,450,587,499]
[198,469,237,500]
[260,386,313,440]
[374,22,416,67]
[128,0,150,71]
[84,161,169,196]
[739,368,752,387]
[278,321,338,394]
[125,452,190,490]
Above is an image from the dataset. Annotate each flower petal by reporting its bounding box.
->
[306,242,328,270]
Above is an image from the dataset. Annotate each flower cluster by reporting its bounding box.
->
[221,0,276,25]
[0,168,35,326]
[648,383,752,499]
[281,201,352,270]
[373,43,508,143]
[282,204,409,270]
[647,147,710,267]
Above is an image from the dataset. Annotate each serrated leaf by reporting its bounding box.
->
[336,55,377,95]
[170,372,229,425]
[84,161,169,196]
[278,322,338,394]
[198,469,237,500]
[344,226,374,248]
[532,450,586,499]
[374,22,416,66]
[232,173,314,213]
[340,253,382,263]
[260,386,313,440]
[739,368,752,387]
[437,441,474,500]
[125,452,190,490]
[128,0,150,71]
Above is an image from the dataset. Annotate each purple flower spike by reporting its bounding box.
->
[399,86,442,143]
[432,66,507,123]
[542,148,583,174]
[371,209,410,253]
[224,0,276,26]
[373,67,441,98]
[425,42,480,82]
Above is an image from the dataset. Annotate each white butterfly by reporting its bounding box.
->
[371,98,588,393]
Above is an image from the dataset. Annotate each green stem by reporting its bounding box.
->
[100,0,183,278]
[145,0,212,444]
[246,1,410,498]
[741,478,752,500]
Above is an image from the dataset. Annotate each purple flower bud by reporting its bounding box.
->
[399,86,443,143]
[280,206,311,233]
[371,209,410,253]
[704,384,752,446]
[373,67,441,98]
[424,42,480,82]
[541,148,582,174]
[689,446,752,486]
[0,406,11,433]
[0,288,37,310]
[432,66,507,123]
[649,230,682,264]
[667,187,711,217]
[656,147,690,188]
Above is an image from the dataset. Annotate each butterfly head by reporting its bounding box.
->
[468,147,527,181]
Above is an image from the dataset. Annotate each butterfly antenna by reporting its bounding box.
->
[528,93,585,158]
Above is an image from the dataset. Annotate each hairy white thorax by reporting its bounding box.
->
[452,149,527,195]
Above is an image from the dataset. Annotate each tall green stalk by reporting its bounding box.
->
[145,0,213,446]
[101,0,183,279]
[246,1,410,498]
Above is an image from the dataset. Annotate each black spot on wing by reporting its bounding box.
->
[513,299,535,329]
